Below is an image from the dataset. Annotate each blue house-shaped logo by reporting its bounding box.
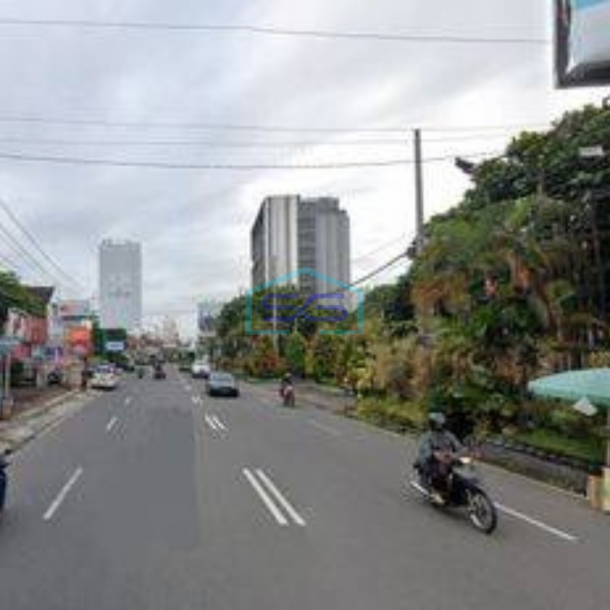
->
[246,267,364,336]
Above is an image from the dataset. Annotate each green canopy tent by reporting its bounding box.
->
[528,368,610,468]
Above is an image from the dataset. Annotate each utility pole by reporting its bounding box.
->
[414,128,425,253]
[271,254,279,353]
[579,146,609,341]
[2,353,12,419]
[588,190,608,320]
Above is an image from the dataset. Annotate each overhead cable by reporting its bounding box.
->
[0,16,551,46]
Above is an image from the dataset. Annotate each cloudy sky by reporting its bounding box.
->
[0,0,606,336]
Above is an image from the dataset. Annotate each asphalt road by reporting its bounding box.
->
[0,367,609,610]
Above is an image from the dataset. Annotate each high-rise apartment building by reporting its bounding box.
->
[251,195,299,288]
[99,239,142,331]
[298,197,351,294]
[251,195,351,292]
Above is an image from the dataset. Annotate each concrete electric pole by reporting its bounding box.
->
[414,129,425,253]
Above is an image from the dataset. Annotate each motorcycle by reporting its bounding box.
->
[410,451,498,534]
[279,384,295,407]
[0,450,10,518]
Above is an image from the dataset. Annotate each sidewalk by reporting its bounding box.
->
[9,386,70,418]
[0,388,90,453]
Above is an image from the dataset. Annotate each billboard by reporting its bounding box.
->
[57,299,92,320]
[198,300,223,337]
[67,326,93,357]
[105,340,126,353]
[556,0,610,87]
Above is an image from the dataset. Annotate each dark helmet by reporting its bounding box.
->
[428,412,447,432]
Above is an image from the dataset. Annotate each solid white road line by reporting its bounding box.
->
[494,502,578,542]
[255,469,307,527]
[308,419,341,437]
[243,468,289,526]
[43,467,84,522]
[105,416,118,432]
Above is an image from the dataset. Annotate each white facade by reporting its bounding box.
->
[305,198,351,290]
[99,240,142,331]
[251,195,299,287]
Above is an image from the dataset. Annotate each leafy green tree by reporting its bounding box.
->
[0,271,47,325]
[245,336,284,378]
[306,335,340,383]
[285,331,307,377]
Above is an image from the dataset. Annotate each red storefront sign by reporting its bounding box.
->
[67,326,93,356]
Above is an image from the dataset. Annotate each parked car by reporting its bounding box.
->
[178,361,192,373]
[153,363,167,380]
[206,372,239,397]
[90,365,119,391]
[191,360,211,379]
[47,369,64,386]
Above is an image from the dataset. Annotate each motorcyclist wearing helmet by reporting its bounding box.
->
[280,372,293,391]
[279,372,295,404]
[417,412,464,498]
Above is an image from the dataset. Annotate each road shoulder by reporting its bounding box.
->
[0,390,96,453]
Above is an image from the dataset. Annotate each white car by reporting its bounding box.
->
[90,365,119,391]
[191,360,210,379]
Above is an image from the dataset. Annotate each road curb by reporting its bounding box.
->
[0,389,90,453]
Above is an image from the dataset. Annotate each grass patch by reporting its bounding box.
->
[512,429,604,465]
[355,397,426,434]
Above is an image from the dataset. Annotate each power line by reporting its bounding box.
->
[423,131,527,143]
[367,257,408,284]
[351,236,406,264]
[0,219,58,284]
[0,149,501,171]
[0,131,523,149]
[0,135,408,148]
[0,197,84,292]
[351,251,408,288]
[0,16,551,46]
[0,203,81,293]
[0,113,549,134]
[0,249,24,274]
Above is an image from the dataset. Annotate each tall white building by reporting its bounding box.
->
[298,197,351,295]
[251,195,299,287]
[251,195,351,291]
[99,240,142,331]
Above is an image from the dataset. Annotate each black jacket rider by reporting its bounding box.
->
[418,415,463,490]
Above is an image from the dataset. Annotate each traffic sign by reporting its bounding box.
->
[106,341,126,353]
